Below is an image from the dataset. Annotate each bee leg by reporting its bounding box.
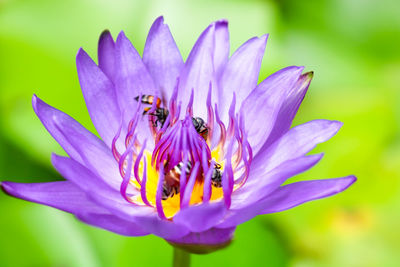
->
[153,119,159,127]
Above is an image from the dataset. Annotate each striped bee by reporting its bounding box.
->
[134,95,169,128]
[162,182,179,200]
[161,160,223,200]
[134,95,161,107]
[211,163,222,188]
[162,161,192,200]
[135,95,210,139]
[191,117,209,140]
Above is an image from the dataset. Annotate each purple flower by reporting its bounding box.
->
[1,17,355,252]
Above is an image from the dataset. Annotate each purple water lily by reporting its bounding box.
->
[1,17,355,252]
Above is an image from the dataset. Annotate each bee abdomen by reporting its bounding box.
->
[211,168,222,188]
[162,181,180,200]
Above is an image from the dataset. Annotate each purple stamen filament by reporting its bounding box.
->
[111,88,252,219]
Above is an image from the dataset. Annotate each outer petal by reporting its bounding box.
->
[52,154,189,240]
[167,226,236,253]
[218,35,268,121]
[130,212,190,240]
[115,32,158,145]
[76,48,121,147]
[51,154,127,202]
[213,20,229,78]
[32,95,121,190]
[251,119,342,177]
[258,176,357,214]
[218,176,356,228]
[1,181,105,214]
[240,66,304,155]
[178,21,228,119]
[1,181,149,237]
[261,71,313,149]
[173,201,226,232]
[231,154,323,210]
[98,30,117,83]
[76,213,149,236]
[143,16,184,101]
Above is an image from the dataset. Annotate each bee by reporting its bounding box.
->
[147,108,169,128]
[211,163,222,188]
[192,117,209,140]
[161,160,222,199]
[135,95,209,139]
[134,95,169,128]
[162,161,192,200]
[134,95,161,107]
[162,182,179,200]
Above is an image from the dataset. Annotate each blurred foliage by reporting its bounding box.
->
[1,0,400,266]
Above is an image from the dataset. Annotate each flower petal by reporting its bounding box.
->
[143,16,184,101]
[52,154,189,240]
[218,176,356,228]
[240,66,304,155]
[76,48,121,148]
[2,180,150,237]
[251,119,342,176]
[51,154,126,201]
[132,212,190,240]
[167,226,236,252]
[231,154,323,210]
[173,201,227,232]
[32,95,121,190]
[257,176,357,214]
[178,21,228,119]
[1,181,105,214]
[115,31,157,145]
[261,71,313,149]
[218,35,268,122]
[98,30,116,82]
[213,20,229,78]
[76,213,149,236]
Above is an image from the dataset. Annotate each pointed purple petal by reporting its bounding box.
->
[51,154,126,202]
[131,214,189,240]
[173,201,226,232]
[51,154,189,239]
[1,181,105,214]
[231,154,323,210]
[32,95,121,190]
[2,180,150,237]
[213,19,229,78]
[167,226,236,246]
[76,48,121,148]
[218,35,268,121]
[178,21,228,119]
[251,119,342,176]
[261,71,313,149]
[258,176,357,214]
[143,16,184,101]
[115,32,157,144]
[219,175,355,229]
[239,66,304,155]
[76,213,149,236]
[98,30,116,82]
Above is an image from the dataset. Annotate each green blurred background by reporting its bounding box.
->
[1,0,399,266]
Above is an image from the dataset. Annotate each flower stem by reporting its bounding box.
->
[173,247,191,267]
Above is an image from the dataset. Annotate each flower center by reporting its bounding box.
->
[111,86,252,219]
